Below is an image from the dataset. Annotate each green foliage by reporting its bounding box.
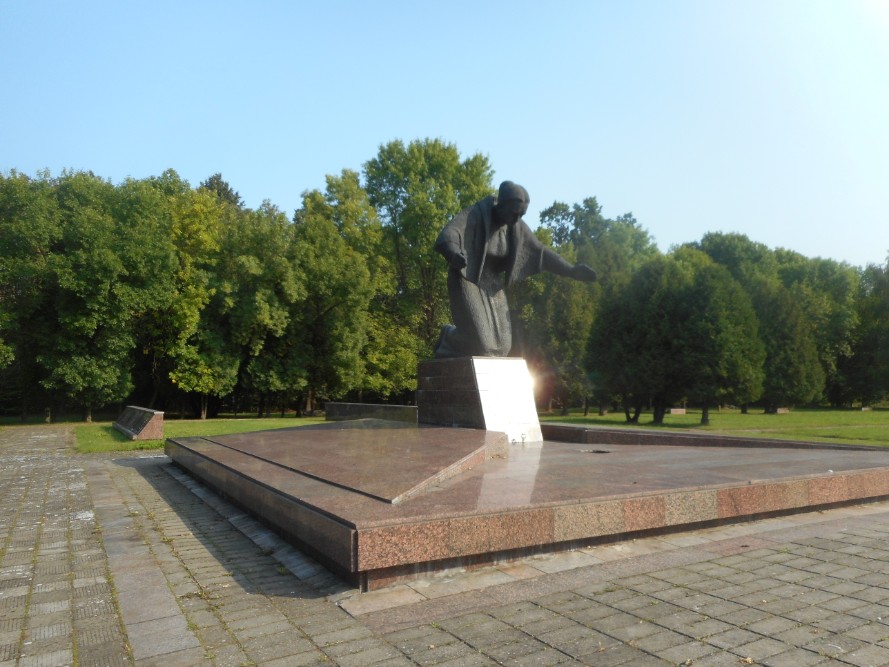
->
[589,250,766,423]
[364,139,494,356]
[837,261,889,405]
[752,279,825,410]
[1,142,888,421]
[0,170,61,395]
[514,229,597,409]
[176,200,305,418]
[773,251,859,404]
[515,197,659,411]
[169,330,240,416]
[672,248,765,412]
[199,172,243,208]
[696,232,859,409]
[297,171,415,398]
[39,172,145,419]
[290,203,373,411]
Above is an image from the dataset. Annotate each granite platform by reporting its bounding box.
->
[166,420,889,591]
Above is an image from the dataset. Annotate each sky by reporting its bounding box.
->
[2,0,888,268]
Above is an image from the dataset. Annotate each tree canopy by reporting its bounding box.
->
[2,145,888,422]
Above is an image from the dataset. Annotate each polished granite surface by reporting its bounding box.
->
[167,421,889,587]
[174,422,889,524]
[183,420,507,504]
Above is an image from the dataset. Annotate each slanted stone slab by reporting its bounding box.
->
[325,402,417,423]
[417,357,543,444]
[114,406,164,440]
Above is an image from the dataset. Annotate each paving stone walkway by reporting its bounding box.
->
[4,424,889,666]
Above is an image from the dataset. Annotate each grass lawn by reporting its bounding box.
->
[539,407,889,447]
[3,407,887,453]
[72,415,328,454]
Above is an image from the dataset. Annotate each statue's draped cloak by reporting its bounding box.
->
[433,196,545,357]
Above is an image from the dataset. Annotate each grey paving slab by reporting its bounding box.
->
[0,425,131,666]
[10,423,889,666]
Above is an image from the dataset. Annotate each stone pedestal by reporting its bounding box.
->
[417,357,542,444]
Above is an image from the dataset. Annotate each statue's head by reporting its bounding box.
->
[495,181,529,226]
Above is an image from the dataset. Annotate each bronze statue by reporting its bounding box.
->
[434,181,597,358]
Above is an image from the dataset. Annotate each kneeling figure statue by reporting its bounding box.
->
[434,181,597,358]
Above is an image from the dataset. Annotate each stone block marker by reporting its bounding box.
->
[326,402,418,423]
[417,357,543,444]
[112,405,164,440]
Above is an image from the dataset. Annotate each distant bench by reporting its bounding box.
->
[113,406,164,440]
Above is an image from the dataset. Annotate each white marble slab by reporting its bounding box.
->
[471,357,543,444]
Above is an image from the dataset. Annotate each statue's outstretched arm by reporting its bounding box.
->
[541,247,597,282]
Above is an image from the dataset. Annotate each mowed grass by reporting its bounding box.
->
[73,415,327,454]
[3,407,887,453]
[539,407,889,447]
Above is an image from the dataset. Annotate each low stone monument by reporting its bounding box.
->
[113,406,164,440]
[325,402,417,423]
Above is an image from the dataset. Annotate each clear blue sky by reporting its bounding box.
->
[3,1,888,267]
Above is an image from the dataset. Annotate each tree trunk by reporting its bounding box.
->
[84,402,93,423]
[624,399,641,423]
[652,400,667,424]
[700,404,710,425]
[306,388,315,417]
[200,395,208,420]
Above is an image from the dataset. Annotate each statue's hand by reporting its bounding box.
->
[449,252,468,270]
[572,264,597,282]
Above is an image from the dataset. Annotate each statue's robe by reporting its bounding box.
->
[433,195,545,357]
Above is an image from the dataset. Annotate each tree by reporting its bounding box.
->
[753,279,825,411]
[773,250,859,406]
[514,197,658,412]
[673,248,765,424]
[199,173,243,208]
[132,177,224,412]
[40,171,177,420]
[363,139,493,358]
[588,255,685,423]
[289,206,373,414]
[695,232,778,281]
[589,251,766,424]
[167,197,305,419]
[840,261,889,406]
[223,202,305,414]
[510,226,597,412]
[169,329,239,419]
[0,170,61,416]
[538,199,658,292]
[297,170,415,399]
